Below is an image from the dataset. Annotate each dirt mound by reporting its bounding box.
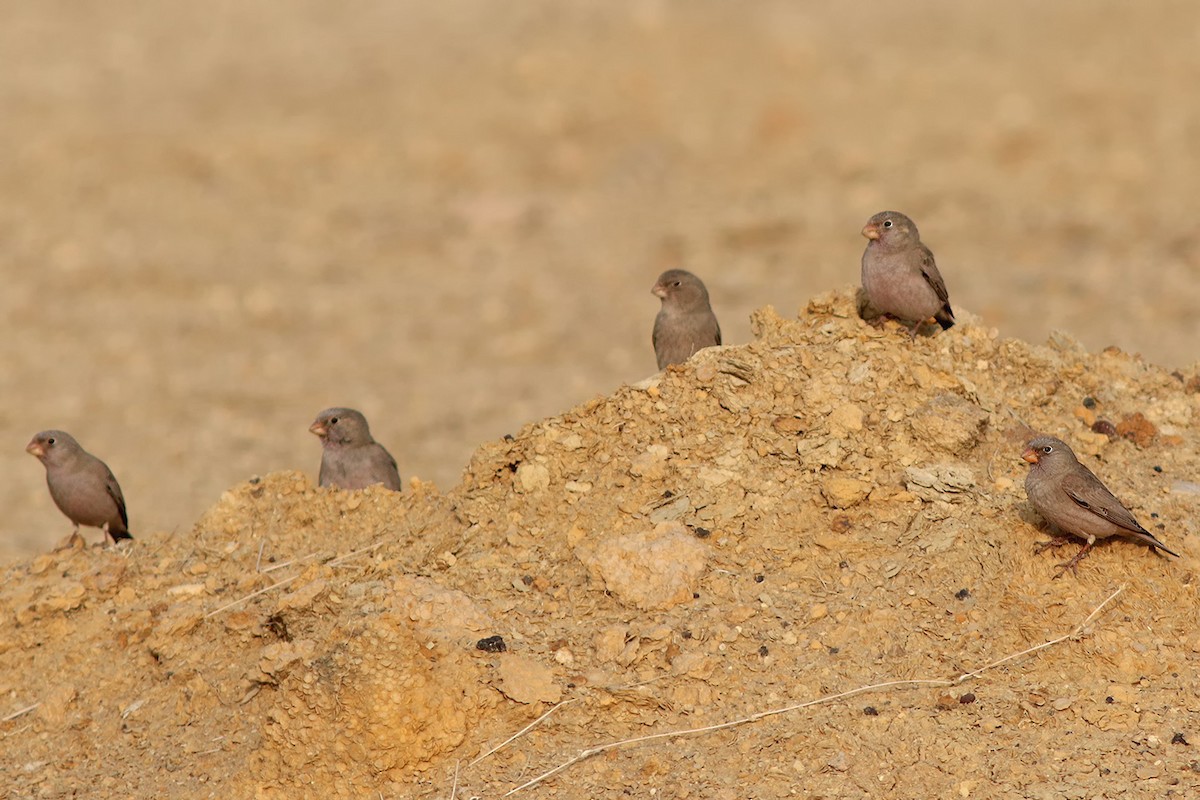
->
[3,291,1198,797]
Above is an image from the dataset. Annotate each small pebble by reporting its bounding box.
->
[476,635,507,653]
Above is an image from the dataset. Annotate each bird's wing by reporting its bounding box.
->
[105,469,129,530]
[378,445,403,490]
[1060,470,1147,534]
[918,244,950,304]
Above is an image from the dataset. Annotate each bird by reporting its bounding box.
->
[860,211,955,337]
[651,269,721,370]
[26,430,132,545]
[1022,435,1178,576]
[309,407,403,491]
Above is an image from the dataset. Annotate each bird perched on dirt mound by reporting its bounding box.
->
[860,210,955,337]
[1022,435,1178,576]
[26,430,132,545]
[309,407,403,491]
[651,269,721,370]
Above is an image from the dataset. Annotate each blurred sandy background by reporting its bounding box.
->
[2,0,1198,558]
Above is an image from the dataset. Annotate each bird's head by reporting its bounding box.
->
[651,269,710,309]
[1022,436,1074,469]
[26,430,77,465]
[862,211,919,246]
[310,408,370,446]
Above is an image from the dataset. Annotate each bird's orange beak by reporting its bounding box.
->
[26,440,44,458]
[308,421,327,437]
[1021,448,1039,464]
[651,284,667,299]
[861,223,880,241]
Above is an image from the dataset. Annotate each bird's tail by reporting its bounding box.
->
[1132,530,1179,558]
[935,305,955,331]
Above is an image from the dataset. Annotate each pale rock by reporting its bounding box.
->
[496,654,561,704]
[594,625,629,662]
[827,404,865,437]
[821,476,871,509]
[516,462,551,492]
[905,465,977,502]
[576,522,708,610]
[909,394,989,455]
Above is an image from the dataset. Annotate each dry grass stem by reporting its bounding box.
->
[1,703,39,723]
[468,698,578,768]
[203,576,299,618]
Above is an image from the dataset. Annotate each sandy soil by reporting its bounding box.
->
[3,292,1198,798]
[2,2,1200,798]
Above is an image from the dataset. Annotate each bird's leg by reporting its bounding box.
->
[55,524,86,552]
[1052,536,1096,579]
[907,317,936,339]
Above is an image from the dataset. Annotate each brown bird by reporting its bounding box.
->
[26,430,132,545]
[309,407,402,491]
[651,269,721,370]
[860,211,955,337]
[1022,435,1178,576]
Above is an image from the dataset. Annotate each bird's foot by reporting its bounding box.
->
[53,531,86,552]
[907,317,938,339]
[1052,543,1094,579]
[1033,536,1073,555]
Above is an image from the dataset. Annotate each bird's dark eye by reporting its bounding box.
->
[329,418,339,425]
[672,281,681,287]
[883,220,893,228]
[46,438,55,445]
[1042,445,1053,454]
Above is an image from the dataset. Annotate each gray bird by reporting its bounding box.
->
[651,269,721,370]
[1022,435,1178,576]
[309,407,402,491]
[26,430,132,544]
[860,211,955,337]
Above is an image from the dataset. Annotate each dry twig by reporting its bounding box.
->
[1,702,39,723]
